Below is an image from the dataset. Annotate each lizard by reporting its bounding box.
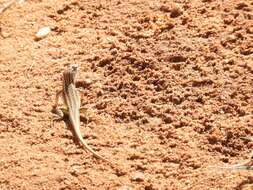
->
[213,159,253,171]
[52,64,111,164]
[0,0,15,15]
[210,136,253,171]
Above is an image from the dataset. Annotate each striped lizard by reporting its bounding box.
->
[52,64,111,164]
[211,136,253,171]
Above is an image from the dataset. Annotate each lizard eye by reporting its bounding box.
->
[69,64,79,72]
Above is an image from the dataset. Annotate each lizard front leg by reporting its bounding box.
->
[52,90,65,120]
[53,90,63,108]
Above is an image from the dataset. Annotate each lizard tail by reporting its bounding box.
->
[76,132,111,163]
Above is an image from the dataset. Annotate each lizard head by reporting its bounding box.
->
[63,64,79,85]
[68,64,79,73]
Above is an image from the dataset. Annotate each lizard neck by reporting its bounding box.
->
[63,70,75,90]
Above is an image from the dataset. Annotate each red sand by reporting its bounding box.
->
[0,0,252,189]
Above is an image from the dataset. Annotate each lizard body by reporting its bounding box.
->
[53,64,110,163]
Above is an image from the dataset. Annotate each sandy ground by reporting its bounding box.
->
[0,0,253,189]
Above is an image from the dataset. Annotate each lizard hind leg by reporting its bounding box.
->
[51,107,70,131]
[52,107,67,120]
[79,106,93,124]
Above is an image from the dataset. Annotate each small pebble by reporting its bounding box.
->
[35,26,51,40]
[131,172,145,182]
